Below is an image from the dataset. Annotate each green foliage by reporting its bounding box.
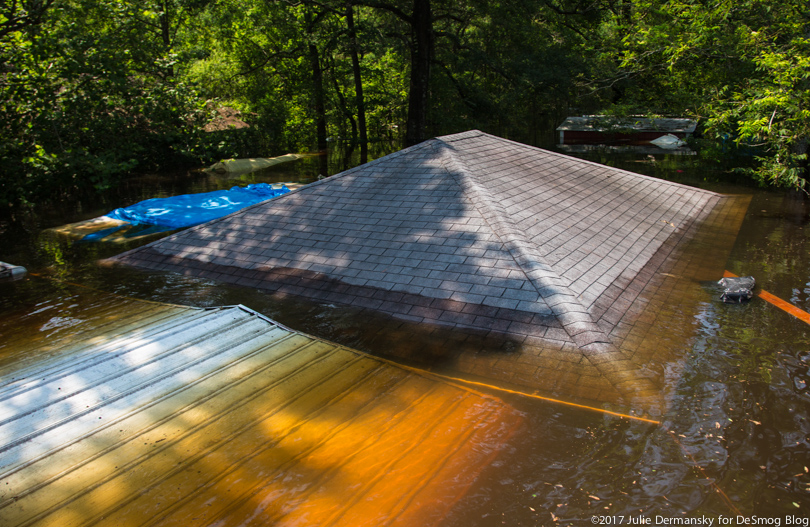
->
[709,33,810,189]
[183,0,409,150]
[428,0,600,142]
[605,0,810,190]
[0,0,230,208]
[3,0,808,210]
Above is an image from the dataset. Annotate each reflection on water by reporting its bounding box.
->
[0,302,522,527]
[1,148,809,520]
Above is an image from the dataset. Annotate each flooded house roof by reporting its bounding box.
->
[0,302,520,526]
[108,130,748,403]
[556,116,698,134]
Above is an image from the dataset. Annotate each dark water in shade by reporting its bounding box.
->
[1,146,809,523]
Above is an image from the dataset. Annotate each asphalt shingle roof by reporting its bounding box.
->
[111,130,724,339]
[110,130,744,403]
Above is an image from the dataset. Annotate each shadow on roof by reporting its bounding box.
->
[106,130,751,412]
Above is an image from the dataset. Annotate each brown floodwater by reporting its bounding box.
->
[1,148,809,523]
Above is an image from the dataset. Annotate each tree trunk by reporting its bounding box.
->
[159,0,173,76]
[309,43,328,152]
[792,138,809,192]
[159,0,171,49]
[332,76,358,145]
[346,2,368,163]
[305,10,328,153]
[404,0,432,147]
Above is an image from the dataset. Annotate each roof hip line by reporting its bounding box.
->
[434,139,597,331]
[434,137,659,404]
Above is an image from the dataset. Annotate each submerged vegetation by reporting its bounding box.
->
[1,0,808,208]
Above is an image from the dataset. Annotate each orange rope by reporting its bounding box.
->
[431,371,743,515]
[28,270,745,513]
[403,369,663,425]
[723,270,810,325]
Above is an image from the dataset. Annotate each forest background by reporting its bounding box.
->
[1,0,808,209]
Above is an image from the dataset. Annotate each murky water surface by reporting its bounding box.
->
[1,148,809,522]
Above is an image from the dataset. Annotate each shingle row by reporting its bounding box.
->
[112,130,724,354]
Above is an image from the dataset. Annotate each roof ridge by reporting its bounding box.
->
[433,136,661,403]
[472,131,725,197]
[433,137,615,349]
[431,140,573,306]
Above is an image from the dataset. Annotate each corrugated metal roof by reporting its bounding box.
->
[0,303,521,526]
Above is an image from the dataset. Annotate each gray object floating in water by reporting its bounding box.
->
[718,276,755,303]
[0,261,27,280]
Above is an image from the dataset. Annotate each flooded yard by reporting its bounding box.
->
[1,148,809,524]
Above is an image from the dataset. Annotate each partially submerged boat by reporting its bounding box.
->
[0,262,26,281]
[556,115,697,146]
[204,154,304,175]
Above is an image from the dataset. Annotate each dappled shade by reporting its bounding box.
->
[109,130,749,404]
[0,303,521,526]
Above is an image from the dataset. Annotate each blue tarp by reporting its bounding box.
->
[106,183,290,229]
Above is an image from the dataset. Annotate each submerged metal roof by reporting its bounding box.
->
[0,303,520,526]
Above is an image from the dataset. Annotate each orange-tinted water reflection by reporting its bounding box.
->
[0,301,521,527]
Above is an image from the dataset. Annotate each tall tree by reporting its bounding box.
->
[405,0,432,146]
[350,0,435,146]
[345,1,369,161]
[305,8,329,152]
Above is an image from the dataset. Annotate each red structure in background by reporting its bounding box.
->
[557,116,697,145]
